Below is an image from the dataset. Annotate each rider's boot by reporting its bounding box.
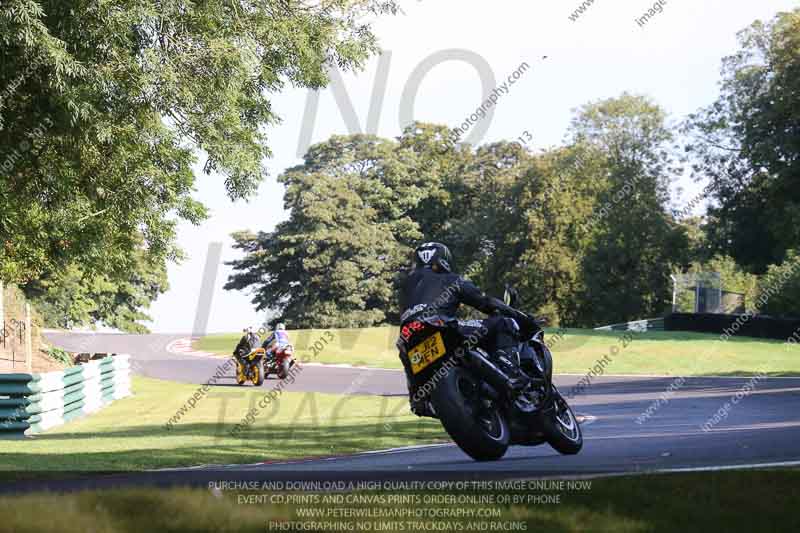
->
[405,375,436,417]
[410,397,436,417]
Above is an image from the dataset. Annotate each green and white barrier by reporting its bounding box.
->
[0,354,132,437]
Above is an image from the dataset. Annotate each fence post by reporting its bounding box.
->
[25,303,32,373]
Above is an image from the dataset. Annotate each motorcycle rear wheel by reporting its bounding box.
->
[431,366,510,461]
[277,359,290,380]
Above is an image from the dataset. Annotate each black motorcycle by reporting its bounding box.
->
[397,289,583,461]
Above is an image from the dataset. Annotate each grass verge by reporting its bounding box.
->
[0,470,798,532]
[197,327,800,376]
[0,376,445,473]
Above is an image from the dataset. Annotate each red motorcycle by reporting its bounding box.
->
[263,344,296,380]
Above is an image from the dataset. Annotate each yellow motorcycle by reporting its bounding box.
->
[235,348,266,386]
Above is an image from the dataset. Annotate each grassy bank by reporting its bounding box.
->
[0,376,445,473]
[0,470,798,532]
[196,327,800,376]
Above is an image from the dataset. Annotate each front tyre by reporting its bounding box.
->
[540,386,583,455]
[431,366,510,461]
[252,364,264,386]
[235,360,246,385]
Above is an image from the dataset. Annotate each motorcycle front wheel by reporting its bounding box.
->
[431,365,510,461]
[235,360,246,385]
[252,363,264,386]
[540,386,583,455]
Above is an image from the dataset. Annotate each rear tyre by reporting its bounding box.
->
[540,386,583,455]
[431,366,510,461]
[278,359,291,380]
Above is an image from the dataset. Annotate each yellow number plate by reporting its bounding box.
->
[409,332,447,374]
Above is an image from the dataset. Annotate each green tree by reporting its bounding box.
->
[443,141,533,290]
[0,0,397,283]
[572,94,690,325]
[503,144,606,325]
[395,122,476,271]
[756,250,800,318]
[227,99,698,329]
[225,134,422,328]
[679,216,714,264]
[22,246,168,332]
[685,9,800,272]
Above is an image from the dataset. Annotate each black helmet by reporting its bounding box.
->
[414,242,453,273]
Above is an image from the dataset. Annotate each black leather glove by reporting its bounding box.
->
[518,313,542,338]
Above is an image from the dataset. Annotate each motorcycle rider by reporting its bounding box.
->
[262,323,291,364]
[398,242,541,416]
[233,327,260,361]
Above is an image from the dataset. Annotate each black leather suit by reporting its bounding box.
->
[398,267,537,358]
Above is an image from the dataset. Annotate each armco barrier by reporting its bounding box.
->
[0,354,132,438]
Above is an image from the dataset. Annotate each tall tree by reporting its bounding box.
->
[0,0,397,283]
[227,101,695,329]
[448,141,532,291]
[685,8,800,272]
[504,144,605,325]
[226,134,423,328]
[395,122,475,268]
[572,94,690,325]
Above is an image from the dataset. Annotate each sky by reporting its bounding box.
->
[143,0,799,334]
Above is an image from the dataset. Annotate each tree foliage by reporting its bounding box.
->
[503,145,604,325]
[0,0,397,284]
[226,134,422,328]
[228,94,692,328]
[22,244,168,333]
[685,8,800,273]
[572,94,690,324]
[756,250,800,318]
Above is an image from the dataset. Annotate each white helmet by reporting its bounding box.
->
[276,323,286,331]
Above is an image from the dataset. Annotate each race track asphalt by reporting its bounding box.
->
[12,332,799,492]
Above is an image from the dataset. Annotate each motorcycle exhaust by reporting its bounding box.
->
[465,349,519,393]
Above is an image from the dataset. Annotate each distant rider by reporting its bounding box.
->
[262,323,291,363]
[233,327,260,362]
[398,242,540,415]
